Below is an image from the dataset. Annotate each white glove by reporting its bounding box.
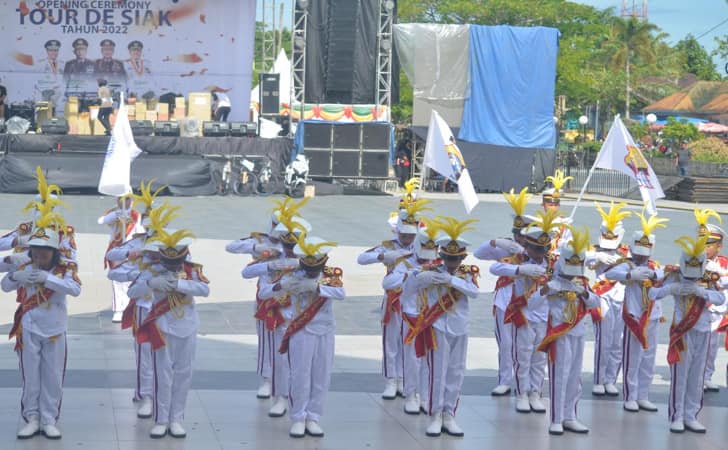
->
[493,238,523,255]
[519,264,546,277]
[596,252,620,265]
[666,283,682,297]
[279,277,300,292]
[268,258,300,272]
[569,282,586,295]
[415,271,437,285]
[165,278,179,292]
[148,277,168,291]
[253,243,278,255]
[296,277,319,293]
[4,253,31,267]
[383,250,411,265]
[629,267,653,281]
[431,272,452,285]
[28,270,48,284]
[11,270,32,283]
[679,283,699,297]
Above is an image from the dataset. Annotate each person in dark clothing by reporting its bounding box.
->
[97,79,113,136]
[675,142,691,177]
[0,84,7,121]
[394,149,411,187]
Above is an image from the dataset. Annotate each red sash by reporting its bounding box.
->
[121,298,138,333]
[667,296,706,365]
[278,296,328,354]
[592,279,617,296]
[622,295,654,350]
[382,289,402,325]
[403,288,458,357]
[135,297,173,350]
[9,285,56,351]
[536,279,589,361]
[254,295,292,331]
[495,275,514,291]
[504,277,545,328]
[403,312,435,358]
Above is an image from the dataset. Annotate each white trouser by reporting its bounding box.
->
[426,329,467,416]
[19,331,67,426]
[257,319,273,380]
[704,331,719,383]
[669,329,710,422]
[401,315,429,405]
[152,333,196,424]
[287,329,334,423]
[271,325,290,398]
[112,280,131,314]
[382,310,403,379]
[493,307,513,387]
[134,305,153,401]
[548,334,584,425]
[593,300,624,385]
[512,320,547,395]
[622,319,658,402]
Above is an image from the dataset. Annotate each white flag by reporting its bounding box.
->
[593,115,664,215]
[424,110,479,213]
[98,94,142,196]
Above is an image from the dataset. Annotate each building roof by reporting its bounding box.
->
[643,81,728,115]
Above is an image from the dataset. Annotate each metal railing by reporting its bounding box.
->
[557,151,637,198]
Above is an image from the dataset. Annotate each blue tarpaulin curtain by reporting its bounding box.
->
[458,25,560,149]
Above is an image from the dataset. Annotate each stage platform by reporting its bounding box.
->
[0,134,293,195]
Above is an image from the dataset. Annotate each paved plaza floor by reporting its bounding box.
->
[0,193,727,449]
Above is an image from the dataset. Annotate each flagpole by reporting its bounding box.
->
[568,160,598,221]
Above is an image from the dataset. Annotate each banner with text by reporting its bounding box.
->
[0,0,256,120]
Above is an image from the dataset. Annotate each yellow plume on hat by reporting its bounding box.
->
[675,235,708,258]
[403,178,420,195]
[147,203,181,232]
[403,198,432,218]
[420,217,442,241]
[530,209,562,234]
[503,187,531,217]
[150,228,195,249]
[22,166,67,213]
[295,231,337,257]
[636,208,669,237]
[33,201,66,230]
[694,208,721,227]
[568,226,591,255]
[271,196,293,215]
[132,180,165,210]
[595,201,631,232]
[544,169,573,191]
[435,216,478,241]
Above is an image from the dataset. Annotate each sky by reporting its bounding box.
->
[256,1,728,74]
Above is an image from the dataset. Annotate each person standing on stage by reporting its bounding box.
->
[537,227,599,435]
[260,233,344,438]
[588,202,631,397]
[128,227,210,439]
[96,79,114,135]
[2,209,81,440]
[604,211,669,413]
[651,236,726,434]
[212,92,231,122]
[403,216,479,437]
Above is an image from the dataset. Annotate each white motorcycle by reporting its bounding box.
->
[285,154,309,198]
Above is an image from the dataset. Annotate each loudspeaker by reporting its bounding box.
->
[245,122,258,137]
[202,121,230,137]
[362,123,390,149]
[333,124,360,150]
[154,121,180,137]
[303,123,332,148]
[130,120,154,136]
[361,150,389,177]
[229,122,246,137]
[40,117,69,135]
[305,149,332,177]
[259,73,280,115]
[332,150,360,177]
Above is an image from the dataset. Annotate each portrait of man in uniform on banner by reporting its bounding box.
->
[63,38,96,112]
[34,39,65,116]
[95,39,127,94]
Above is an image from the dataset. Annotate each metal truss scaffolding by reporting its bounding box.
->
[291,0,308,126]
[376,0,395,120]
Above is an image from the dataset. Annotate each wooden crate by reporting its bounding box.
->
[188,92,211,122]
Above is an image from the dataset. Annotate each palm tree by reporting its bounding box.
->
[609,17,658,119]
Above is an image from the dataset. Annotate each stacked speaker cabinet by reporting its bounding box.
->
[303,122,391,178]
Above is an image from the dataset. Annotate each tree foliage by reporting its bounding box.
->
[662,117,701,145]
[675,35,720,81]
